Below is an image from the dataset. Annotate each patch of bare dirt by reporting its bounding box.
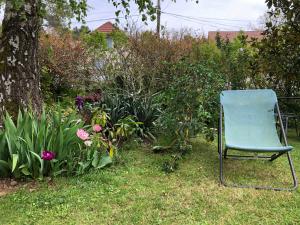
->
[0,179,38,197]
[0,179,21,196]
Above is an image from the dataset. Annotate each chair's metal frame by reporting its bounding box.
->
[278,96,300,138]
[218,102,298,191]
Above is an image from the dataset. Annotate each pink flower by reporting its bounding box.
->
[76,129,89,140]
[41,150,55,161]
[93,124,102,133]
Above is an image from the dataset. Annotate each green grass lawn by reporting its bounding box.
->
[1,132,300,225]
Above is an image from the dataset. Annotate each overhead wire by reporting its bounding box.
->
[161,11,251,30]
[166,13,231,30]
[71,9,257,31]
[72,14,140,24]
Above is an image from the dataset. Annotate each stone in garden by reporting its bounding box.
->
[10,180,18,186]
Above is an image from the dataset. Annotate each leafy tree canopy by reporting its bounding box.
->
[0,0,159,23]
[0,0,199,28]
[256,0,300,96]
[0,0,88,21]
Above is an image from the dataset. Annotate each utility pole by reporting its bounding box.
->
[156,0,161,37]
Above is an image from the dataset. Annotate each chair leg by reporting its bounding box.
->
[287,152,298,189]
[219,152,298,191]
[295,118,299,137]
[224,148,228,159]
[219,137,225,185]
[285,116,289,135]
[218,105,225,185]
[294,118,298,136]
[270,152,286,161]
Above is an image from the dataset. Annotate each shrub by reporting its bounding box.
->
[160,60,225,139]
[97,30,200,96]
[81,31,107,50]
[39,31,97,102]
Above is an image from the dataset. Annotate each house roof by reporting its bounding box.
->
[96,22,116,33]
[208,31,263,42]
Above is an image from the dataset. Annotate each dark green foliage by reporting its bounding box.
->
[214,32,257,90]
[162,155,179,173]
[110,0,157,23]
[102,93,161,132]
[254,0,300,96]
[149,60,225,170]
[159,60,225,138]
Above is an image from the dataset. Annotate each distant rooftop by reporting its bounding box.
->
[208,31,263,42]
[96,22,116,33]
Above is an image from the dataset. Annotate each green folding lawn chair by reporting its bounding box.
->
[218,89,298,191]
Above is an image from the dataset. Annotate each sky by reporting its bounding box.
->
[0,0,268,35]
[72,0,268,35]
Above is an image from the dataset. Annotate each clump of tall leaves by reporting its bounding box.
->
[0,109,85,178]
[100,93,160,140]
[0,109,113,179]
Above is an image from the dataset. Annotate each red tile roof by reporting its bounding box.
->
[96,22,115,33]
[208,31,263,42]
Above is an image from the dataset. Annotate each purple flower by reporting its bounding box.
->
[75,96,84,110]
[41,150,55,161]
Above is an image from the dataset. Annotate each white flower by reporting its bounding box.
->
[84,140,93,147]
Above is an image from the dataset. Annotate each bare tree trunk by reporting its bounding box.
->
[0,0,42,125]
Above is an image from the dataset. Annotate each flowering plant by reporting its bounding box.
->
[75,96,84,110]
[76,129,90,140]
[41,150,56,161]
[93,124,102,133]
[0,108,87,179]
[76,124,114,174]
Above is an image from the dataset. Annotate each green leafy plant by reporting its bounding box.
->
[151,60,225,171]
[89,105,143,146]
[113,116,143,143]
[75,127,114,175]
[253,0,300,96]
[101,93,160,139]
[159,60,225,140]
[0,109,85,179]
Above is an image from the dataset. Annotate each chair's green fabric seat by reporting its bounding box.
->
[220,89,293,152]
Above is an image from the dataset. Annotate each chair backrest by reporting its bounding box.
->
[220,89,281,148]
